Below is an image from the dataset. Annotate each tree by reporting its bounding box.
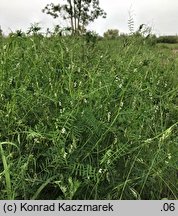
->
[104,29,119,39]
[42,0,106,35]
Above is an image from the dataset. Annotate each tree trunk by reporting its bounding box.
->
[68,0,74,35]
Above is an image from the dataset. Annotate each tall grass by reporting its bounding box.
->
[0,34,178,199]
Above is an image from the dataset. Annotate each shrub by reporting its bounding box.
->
[104,29,119,39]
[84,30,99,44]
[157,35,178,44]
[145,34,157,46]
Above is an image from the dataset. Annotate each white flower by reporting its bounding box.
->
[168,153,171,160]
[120,101,124,108]
[84,98,87,103]
[145,138,152,143]
[61,127,66,134]
[74,82,77,87]
[60,108,65,113]
[154,105,159,113]
[118,83,123,88]
[115,76,120,81]
[63,152,68,159]
[34,138,40,143]
[98,168,103,173]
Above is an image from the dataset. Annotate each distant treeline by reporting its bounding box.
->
[103,33,178,44]
[156,35,178,44]
[0,25,178,45]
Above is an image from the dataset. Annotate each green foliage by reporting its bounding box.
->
[0,33,178,199]
[84,30,99,44]
[8,29,26,38]
[157,35,178,44]
[27,23,42,36]
[103,29,119,39]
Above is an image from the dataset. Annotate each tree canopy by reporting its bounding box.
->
[42,0,106,35]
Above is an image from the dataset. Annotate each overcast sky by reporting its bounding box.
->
[0,0,178,36]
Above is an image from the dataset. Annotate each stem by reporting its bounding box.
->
[0,144,12,200]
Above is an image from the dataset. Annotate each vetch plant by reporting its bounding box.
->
[0,30,178,199]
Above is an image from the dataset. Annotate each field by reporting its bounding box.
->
[0,34,178,200]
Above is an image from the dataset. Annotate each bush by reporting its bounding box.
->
[104,29,119,39]
[157,35,178,44]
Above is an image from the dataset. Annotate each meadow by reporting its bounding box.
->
[0,34,178,200]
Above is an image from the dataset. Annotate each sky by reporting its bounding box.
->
[0,0,178,36]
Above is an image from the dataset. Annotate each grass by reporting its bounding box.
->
[0,34,178,200]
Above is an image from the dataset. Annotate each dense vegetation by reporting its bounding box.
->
[157,35,178,44]
[0,34,178,200]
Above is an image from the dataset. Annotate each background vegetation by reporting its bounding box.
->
[156,35,178,44]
